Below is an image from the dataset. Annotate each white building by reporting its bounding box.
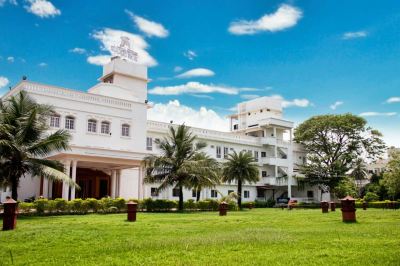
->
[1,57,324,204]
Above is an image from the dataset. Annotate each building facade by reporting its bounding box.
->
[1,57,326,203]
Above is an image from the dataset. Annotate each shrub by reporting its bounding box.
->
[197,200,219,211]
[19,202,34,215]
[71,199,90,214]
[364,192,379,202]
[113,198,126,211]
[54,198,68,213]
[85,198,99,212]
[184,199,197,210]
[98,197,114,213]
[241,202,255,209]
[33,199,48,215]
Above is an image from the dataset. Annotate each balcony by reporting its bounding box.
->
[259,137,290,147]
[263,177,288,186]
[259,157,289,167]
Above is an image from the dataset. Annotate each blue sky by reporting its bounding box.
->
[0,0,399,146]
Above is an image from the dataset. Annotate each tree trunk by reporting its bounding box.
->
[11,176,19,200]
[196,189,201,202]
[178,185,184,211]
[237,180,242,210]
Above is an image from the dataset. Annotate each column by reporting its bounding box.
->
[42,178,49,198]
[70,160,78,200]
[273,127,277,138]
[116,170,121,198]
[111,170,116,198]
[62,160,71,201]
[287,128,294,199]
[48,180,53,199]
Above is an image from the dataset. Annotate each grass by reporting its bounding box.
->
[1,209,399,266]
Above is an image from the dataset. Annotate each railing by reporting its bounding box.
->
[147,120,261,146]
[21,82,133,110]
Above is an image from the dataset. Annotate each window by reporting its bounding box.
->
[211,189,218,198]
[228,190,234,195]
[307,191,314,198]
[192,189,197,198]
[50,114,60,128]
[257,188,264,198]
[216,146,221,158]
[151,187,159,197]
[101,121,110,134]
[254,151,259,162]
[261,152,266,158]
[244,190,250,198]
[223,147,229,158]
[262,171,267,177]
[146,137,153,151]
[121,124,130,137]
[65,116,75,130]
[87,119,97,133]
[172,188,180,197]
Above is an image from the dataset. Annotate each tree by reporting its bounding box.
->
[184,153,220,201]
[294,114,385,194]
[222,151,259,209]
[381,151,400,200]
[143,124,219,211]
[0,91,76,200]
[350,158,368,195]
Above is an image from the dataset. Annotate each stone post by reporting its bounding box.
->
[341,196,356,222]
[330,202,336,212]
[219,201,228,216]
[126,201,138,222]
[321,201,329,213]
[2,197,18,231]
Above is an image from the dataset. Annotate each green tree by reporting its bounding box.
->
[381,151,400,199]
[294,114,385,194]
[184,153,220,201]
[350,158,368,195]
[143,124,219,211]
[0,91,76,200]
[222,151,259,209]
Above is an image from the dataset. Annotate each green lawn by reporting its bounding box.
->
[1,209,399,266]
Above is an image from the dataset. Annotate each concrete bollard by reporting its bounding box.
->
[219,201,228,216]
[330,202,336,212]
[126,201,138,222]
[341,196,356,222]
[2,197,18,231]
[321,201,329,213]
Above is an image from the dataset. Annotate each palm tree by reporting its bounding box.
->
[143,124,219,211]
[350,158,368,195]
[0,91,76,200]
[184,152,220,201]
[222,151,259,209]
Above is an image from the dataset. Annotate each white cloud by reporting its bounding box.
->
[342,31,368,40]
[7,56,14,63]
[38,62,47,67]
[359,112,397,117]
[228,4,302,35]
[87,55,111,66]
[241,94,260,100]
[148,100,229,131]
[183,50,197,60]
[176,68,215,79]
[271,94,311,108]
[149,81,247,95]
[0,76,9,88]
[125,10,169,38]
[0,0,17,6]
[173,66,183,72]
[330,101,343,110]
[386,97,400,104]
[89,28,157,67]
[69,47,87,54]
[191,94,214,100]
[25,0,61,18]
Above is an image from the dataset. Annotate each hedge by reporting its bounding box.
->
[0,197,238,216]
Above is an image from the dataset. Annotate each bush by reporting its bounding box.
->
[364,192,379,202]
[197,200,219,211]
[19,202,34,215]
[70,199,90,214]
[54,198,68,213]
[184,199,197,210]
[85,198,99,212]
[113,198,126,211]
[33,199,48,215]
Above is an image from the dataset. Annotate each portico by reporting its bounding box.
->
[40,151,147,200]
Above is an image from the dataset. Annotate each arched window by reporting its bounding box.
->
[121,124,130,137]
[50,114,60,128]
[87,119,97,133]
[101,121,110,134]
[65,116,75,130]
